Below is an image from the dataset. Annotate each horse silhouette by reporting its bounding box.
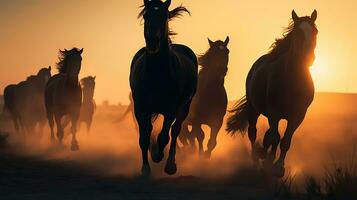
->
[3,67,51,135]
[45,48,83,151]
[179,37,230,158]
[63,76,96,133]
[227,10,318,178]
[130,0,198,176]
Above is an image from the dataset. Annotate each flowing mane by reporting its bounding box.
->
[57,48,82,73]
[267,20,295,58]
[198,49,214,72]
[138,3,190,40]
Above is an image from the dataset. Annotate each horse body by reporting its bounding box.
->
[227,10,318,177]
[3,67,51,134]
[45,48,83,151]
[179,37,230,158]
[79,76,96,132]
[130,0,197,176]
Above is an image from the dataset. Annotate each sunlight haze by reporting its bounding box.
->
[0,0,356,104]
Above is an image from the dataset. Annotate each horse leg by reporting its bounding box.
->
[273,114,304,177]
[70,114,80,151]
[11,115,20,134]
[262,117,280,168]
[86,118,92,133]
[248,111,259,165]
[135,113,152,177]
[47,112,55,141]
[54,114,64,145]
[165,103,191,175]
[193,124,204,155]
[152,115,175,163]
[205,121,223,159]
[178,125,189,147]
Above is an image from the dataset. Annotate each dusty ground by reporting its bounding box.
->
[0,92,357,199]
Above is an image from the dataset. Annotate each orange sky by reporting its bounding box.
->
[0,0,356,104]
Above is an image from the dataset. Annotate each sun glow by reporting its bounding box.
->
[310,54,329,86]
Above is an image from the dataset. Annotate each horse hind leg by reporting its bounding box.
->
[262,117,280,169]
[205,121,223,159]
[47,112,55,141]
[247,111,259,165]
[165,102,191,175]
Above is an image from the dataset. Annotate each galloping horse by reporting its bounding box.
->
[130,0,198,176]
[179,37,230,158]
[45,48,83,151]
[79,76,96,132]
[3,67,51,134]
[227,10,318,177]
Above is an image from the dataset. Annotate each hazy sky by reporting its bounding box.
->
[0,0,356,104]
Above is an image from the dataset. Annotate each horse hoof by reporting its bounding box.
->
[141,165,151,178]
[272,164,285,178]
[151,151,164,163]
[164,162,177,175]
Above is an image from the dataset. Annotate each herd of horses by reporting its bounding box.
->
[2,0,319,178]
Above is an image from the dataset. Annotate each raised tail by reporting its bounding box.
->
[226,96,251,135]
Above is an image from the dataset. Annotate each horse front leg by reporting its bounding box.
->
[135,112,153,177]
[151,115,175,163]
[192,124,204,155]
[262,117,280,169]
[54,114,64,145]
[70,113,80,151]
[273,113,305,178]
[205,120,223,159]
[165,103,191,175]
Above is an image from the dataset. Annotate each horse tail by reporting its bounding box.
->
[226,96,251,135]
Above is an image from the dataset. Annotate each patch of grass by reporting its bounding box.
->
[323,149,357,199]
[273,171,296,199]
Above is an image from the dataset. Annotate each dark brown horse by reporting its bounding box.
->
[3,67,51,135]
[227,10,318,177]
[179,37,230,158]
[45,48,83,151]
[79,76,96,132]
[130,0,198,176]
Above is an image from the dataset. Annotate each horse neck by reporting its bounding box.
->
[64,74,79,88]
[146,36,170,65]
[200,63,227,85]
[82,88,94,103]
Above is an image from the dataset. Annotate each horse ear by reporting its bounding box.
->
[79,48,84,54]
[143,0,149,6]
[292,10,299,23]
[311,9,317,22]
[64,48,68,52]
[208,38,214,47]
[93,76,96,80]
[164,0,171,9]
[48,66,51,70]
[224,36,230,46]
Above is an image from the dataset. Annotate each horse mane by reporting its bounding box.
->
[57,48,81,74]
[138,4,190,40]
[198,48,214,72]
[267,20,295,59]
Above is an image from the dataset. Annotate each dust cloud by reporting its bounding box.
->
[2,92,357,184]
